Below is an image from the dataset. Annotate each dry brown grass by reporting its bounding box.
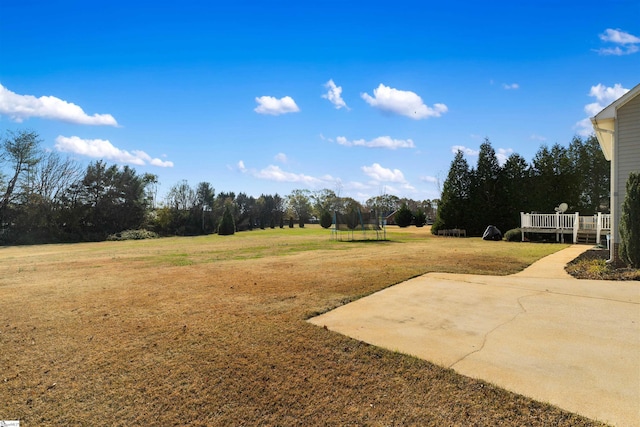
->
[0,226,605,426]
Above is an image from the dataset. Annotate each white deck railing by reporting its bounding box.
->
[520,212,578,229]
[520,212,611,243]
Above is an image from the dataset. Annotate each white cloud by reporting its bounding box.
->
[530,134,547,141]
[576,83,630,136]
[274,153,288,163]
[0,84,118,126]
[420,175,438,184]
[600,28,640,45]
[322,79,348,110]
[361,84,447,120]
[596,28,640,55]
[55,135,173,167]
[254,95,300,115]
[361,163,406,183]
[254,165,327,185]
[496,148,514,165]
[502,83,519,90]
[335,135,415,149]
[451,145,479,156]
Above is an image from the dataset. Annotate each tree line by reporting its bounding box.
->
[0,129,437,245]
[433,136,609,236]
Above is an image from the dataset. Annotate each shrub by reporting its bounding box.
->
[414,210,427,227]
[107,229,159,241]
[218,204,235,235]
[320,210,333,229]
[504,228,522,242]
[431,216,445,235]
[620,172,640,268]
[395,204,413,228]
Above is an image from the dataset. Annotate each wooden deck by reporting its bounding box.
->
[520,212,610,244]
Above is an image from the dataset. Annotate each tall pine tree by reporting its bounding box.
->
[432,150,471,234]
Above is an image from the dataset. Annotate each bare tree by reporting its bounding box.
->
[26,151,81,204]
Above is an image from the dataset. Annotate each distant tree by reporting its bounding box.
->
[12,151,81,243]
[311,189,339,219]
[619,172,640,268]
[142,173,159,209]
[218,203,235,235]
[165,180,195,211]
[235,192,255,231]
[273,193,285,228]
[395,204,413,227]
[195,182,215,233]
[418,199,436,222]
[66,161,147,239]
[161,180,197,235]
[1,130,41,224]
[343,199,361,230]
[365,194,400,216]
[286,189,312,225]
[256,194,277,229]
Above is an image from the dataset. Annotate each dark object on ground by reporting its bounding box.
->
[483,225,502,241]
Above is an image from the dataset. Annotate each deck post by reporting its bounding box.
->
[573,212,579,243]
[520,212,525,241]
[596,212,602,244]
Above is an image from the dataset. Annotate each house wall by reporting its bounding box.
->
[614,94,640,244]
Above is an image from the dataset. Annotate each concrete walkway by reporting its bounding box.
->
[309,245,640,427]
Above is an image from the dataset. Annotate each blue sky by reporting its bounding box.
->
[1,0,639,202]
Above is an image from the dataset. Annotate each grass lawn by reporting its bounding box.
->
[0,226,604,426]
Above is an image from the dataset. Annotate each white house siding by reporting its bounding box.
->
[615,94,640,242]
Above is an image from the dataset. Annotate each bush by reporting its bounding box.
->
[320,210,333,229]
[107,229,159,241]
[414,210,427,227]
[430,216,445,235]
[395,204,413,228]
[504,228,522,242]
[218,204,235,235]
[620,172,640,268]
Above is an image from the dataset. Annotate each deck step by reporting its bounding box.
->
[576,232,596,245]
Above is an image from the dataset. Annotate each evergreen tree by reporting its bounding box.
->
[531,144,579,212]
[414,209,427,227]
[500,153,531,230]
[619,172,640,267]
[432,150,471,234]
[569,135,610,214]
[218,203,235,235]
[468,139,502,235]
[395,203,413,227]
[319,210,332,228]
